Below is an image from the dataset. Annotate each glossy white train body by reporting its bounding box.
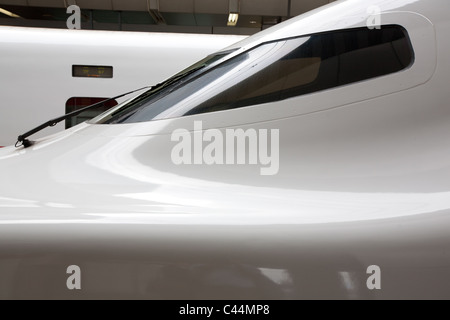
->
[0,26,245,146]
[0,0,449,299]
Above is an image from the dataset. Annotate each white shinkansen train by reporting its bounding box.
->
[0,26,246,147]
[1,0,450,299]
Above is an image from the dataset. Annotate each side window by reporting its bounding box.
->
[65,97,118,129]
[187,25,413,115]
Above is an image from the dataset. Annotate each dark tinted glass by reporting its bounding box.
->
[97,25,413,124]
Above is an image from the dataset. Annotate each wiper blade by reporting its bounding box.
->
[16,86,151,148]
[152,65,206,92]
[107,65,207,121]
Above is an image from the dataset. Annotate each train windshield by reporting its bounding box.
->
[95,25,413,124]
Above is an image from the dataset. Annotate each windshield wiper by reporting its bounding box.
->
[152,65,206,92]
[16,86,151,148]
[106,65,207,121]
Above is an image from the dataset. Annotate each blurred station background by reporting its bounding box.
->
[0,0,334,35]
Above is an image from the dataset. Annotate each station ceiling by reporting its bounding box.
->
[0,0,335,34]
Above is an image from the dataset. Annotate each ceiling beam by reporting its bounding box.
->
[148,0,166,25]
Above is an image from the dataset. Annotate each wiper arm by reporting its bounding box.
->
[16,86,151,148]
